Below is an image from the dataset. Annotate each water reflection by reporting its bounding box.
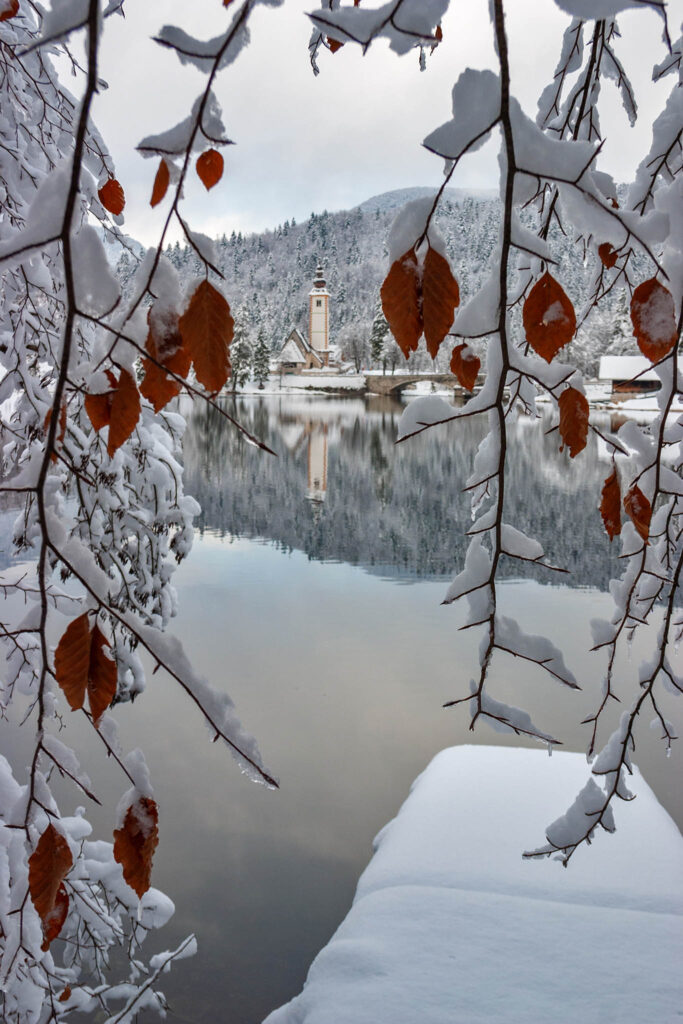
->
[183,395,621,588]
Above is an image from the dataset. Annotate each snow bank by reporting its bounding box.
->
[264,746,682,1024]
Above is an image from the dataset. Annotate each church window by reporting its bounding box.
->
[316,299,322,307]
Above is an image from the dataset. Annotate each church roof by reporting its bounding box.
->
[279,338,306,363]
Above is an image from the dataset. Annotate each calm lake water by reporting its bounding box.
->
[3,394,681,1022]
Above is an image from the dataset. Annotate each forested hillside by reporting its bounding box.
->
[115,187,645,377]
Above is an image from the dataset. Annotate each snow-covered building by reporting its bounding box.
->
[598,355,660,394]
[276,265,341,374]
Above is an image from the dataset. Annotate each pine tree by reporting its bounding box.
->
[369,305,390,368]
[252,329,270,390]
[230,311,253,392]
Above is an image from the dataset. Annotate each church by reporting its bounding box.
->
[276,265,341,374]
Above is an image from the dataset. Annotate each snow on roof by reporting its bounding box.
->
[265,745,682,1024]
[278,338,306,363]
[598,356,658,382]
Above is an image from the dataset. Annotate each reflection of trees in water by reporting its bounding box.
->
[182,397,620,588]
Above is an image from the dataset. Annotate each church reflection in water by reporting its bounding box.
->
[182,395,625,588]
[305,423,328,506]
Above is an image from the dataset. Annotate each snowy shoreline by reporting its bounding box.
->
[225,375,678,414]
[264,746,683,1024]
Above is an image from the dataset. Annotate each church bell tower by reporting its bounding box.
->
[308,264,330,367]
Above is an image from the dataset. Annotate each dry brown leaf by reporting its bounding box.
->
[422,247,459,359]
[41,883,69,951]
[624,484,651,542]
[150,159,170,208]
[450,343,480,392]
[84,391,113,432]
[58,987,72,1003]
[327,36,344,52]
[107,369,141,456]
[140,312,190,413]
[28,825,73,927]
[523,272,576,363]
[88,625,117,727]
[598,243,618,269]
[630,278,677,363]
[380,249,422,359]
[98,178,125,216]
[0,1,19,22]
[600,470,621,541]
[54,613,91,711]
[558,387,589,458]
[179,280,233,394]
[196,149,224,190]
[113,797,159,899]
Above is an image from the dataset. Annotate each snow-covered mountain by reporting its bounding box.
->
[115,187,643,376]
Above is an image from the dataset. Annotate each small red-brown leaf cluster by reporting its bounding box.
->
[599,470,621,541]
[558,387,588,458]
[381,245,459,361]
[113,797,159,898]
[54,614,117,726]
[196,149,224,191]
[140,310,189,412]
[624,484,651,542]
[523,272,576,363]
[150,158,170,208]
[0,0,19,21]
[98,178,125,216]
[450,343,480,392]
[630,278,677,363]
[85,369,141,456]
[598,243,618,269]
[28,824,73,949]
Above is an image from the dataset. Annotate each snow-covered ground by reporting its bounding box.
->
[264,746,682,1024]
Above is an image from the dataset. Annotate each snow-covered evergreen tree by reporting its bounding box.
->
[252,329,271,389]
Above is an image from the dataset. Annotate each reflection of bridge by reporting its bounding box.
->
[364,373,460,396]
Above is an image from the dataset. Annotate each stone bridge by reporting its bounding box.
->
[364,373,461,396]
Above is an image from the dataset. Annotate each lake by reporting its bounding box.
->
[3,393,681,1022]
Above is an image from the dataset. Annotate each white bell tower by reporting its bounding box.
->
[308,264,330,367]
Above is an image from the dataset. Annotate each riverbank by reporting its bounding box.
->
[264,745,683,1024]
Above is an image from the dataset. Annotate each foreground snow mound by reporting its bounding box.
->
[264,746,682,1024]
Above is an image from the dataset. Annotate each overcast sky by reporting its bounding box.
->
[90,1,674,246]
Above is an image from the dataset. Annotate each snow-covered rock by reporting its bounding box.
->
[264,746,682,1024]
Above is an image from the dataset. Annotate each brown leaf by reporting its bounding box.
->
[84,392,112,432]
[150,159,170,208]
[624,484,651,542]
[380,249,422,359]
[558,387,589,458]
[523,272,576,363]
[598,243,618,269]
[630,278,677,363]
[327,36,344,52]
[113,797,159,899]
[88,625,117,727]
[600,470,621,541]
[107,369,141,456]
[0,1,19,21]
[179,280,233,394]
[41,883,69,951]
[422,246,459,359]
[450,343,480,392]
[44,402,67,462]
[140,312,190,413]
[58,987,71,1003]
[28,825,73,926]
[98,178,125,216]
[54,613,91,711]
[196,149,224,191]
